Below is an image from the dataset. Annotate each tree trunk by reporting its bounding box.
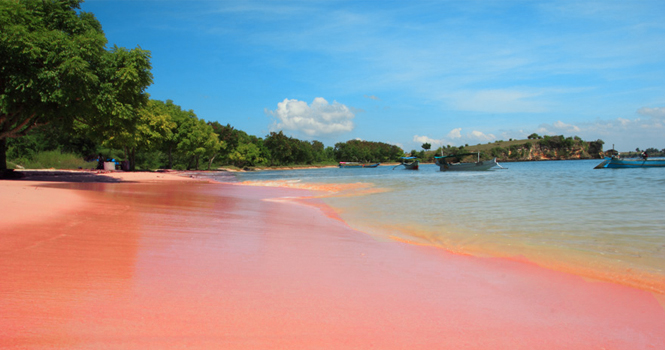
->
[124,146,129,170]
[129,147,136,171]
[0,138,7,171]
[207,154,216,170]
[168,145,173,169]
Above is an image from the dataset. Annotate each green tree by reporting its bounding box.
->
[228,143,264,168]
[0,0,152,171]
[103,99,175,170]
[86,46,153,148]
[264,131,293,166]
[421,142,431,150]
[176,117,223,170]
[1,0,101,169]
[156,100,197,169]
[334,140,403,163]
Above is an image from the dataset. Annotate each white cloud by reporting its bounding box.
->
[617,118,631,126]
[413,135,443,146]
[553,120,581,132]
[637,107,665,119]
[364,94,381,101]
[448,128,495,143]
[266,97,355,137]
[447,128,462,139]
[536,120,581,135]
[469,130,495,142]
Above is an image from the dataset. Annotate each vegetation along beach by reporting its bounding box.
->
[2,1,665,349]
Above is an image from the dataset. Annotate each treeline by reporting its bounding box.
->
[623,147,665,157]
[1,1,405,172]
[6,99,405,170]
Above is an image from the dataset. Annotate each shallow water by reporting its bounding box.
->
[231,160,665,293]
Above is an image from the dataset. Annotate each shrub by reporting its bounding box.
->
[10,150,96,169]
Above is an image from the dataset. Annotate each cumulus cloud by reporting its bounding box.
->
[447,128,462,139]
[617,118,631,126]
[469,130,495,142]
[553,120,581,132]
[536,120,582,135]
[266,97,355,137]
[413,135,444,146]
[637,107,665,119]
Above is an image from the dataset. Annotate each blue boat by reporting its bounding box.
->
[594,156,665,169]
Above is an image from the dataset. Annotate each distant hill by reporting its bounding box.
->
[422,135,604,162]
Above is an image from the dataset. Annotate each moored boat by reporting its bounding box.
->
[594,156,665,169]
[338,162,380,168]
[435,153,498,171]
[394,157,419,170]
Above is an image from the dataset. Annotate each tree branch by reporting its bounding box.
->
[0,113,39,139]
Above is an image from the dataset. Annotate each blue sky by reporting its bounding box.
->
[82,0,665,151]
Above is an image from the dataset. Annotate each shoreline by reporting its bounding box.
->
[1,171,664,349]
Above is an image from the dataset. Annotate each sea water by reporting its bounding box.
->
[220,160,665,293]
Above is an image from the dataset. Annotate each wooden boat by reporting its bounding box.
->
[594,156,665,169]
[394,157,419,170]
[338,162,380,168]
[435,153,498,171]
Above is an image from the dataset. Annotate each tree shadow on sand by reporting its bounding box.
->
[1,170,122,183]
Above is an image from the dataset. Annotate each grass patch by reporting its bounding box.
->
[10,150,96,170]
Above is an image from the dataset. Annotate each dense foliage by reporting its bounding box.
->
[333,140,403,163]
[1,0,152,170]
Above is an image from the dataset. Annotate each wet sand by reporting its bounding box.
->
[1,172,664,349]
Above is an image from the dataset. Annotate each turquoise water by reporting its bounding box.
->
[225,160,665,293]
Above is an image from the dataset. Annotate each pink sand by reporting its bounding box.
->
[1,173,664,349]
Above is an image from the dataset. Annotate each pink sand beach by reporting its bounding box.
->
[1,171,664,349]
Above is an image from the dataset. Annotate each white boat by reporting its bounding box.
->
[435,153,498,171]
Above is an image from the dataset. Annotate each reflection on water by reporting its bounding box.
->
[233,160,665,293]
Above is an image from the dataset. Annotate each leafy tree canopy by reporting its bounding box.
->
[0,0,152,170]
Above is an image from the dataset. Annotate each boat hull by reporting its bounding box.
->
[436,158,497,171]
[339,162,380,168]
[595,157,665,169]
[402,160,419,170]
